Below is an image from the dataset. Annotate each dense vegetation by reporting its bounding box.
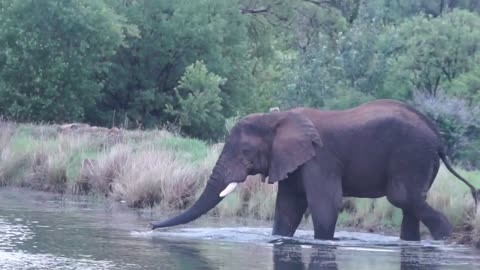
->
[0,0,479,167]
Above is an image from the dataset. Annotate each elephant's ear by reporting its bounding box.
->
[268,112,323,183]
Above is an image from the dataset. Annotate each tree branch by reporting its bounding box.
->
[303,0,332,7]
[241,6,269,14]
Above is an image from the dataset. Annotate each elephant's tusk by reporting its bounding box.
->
[219,183,238,197]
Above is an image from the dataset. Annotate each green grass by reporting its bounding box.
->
[9,135,35,152]
[158,134,210,163]
[1,120,480,247]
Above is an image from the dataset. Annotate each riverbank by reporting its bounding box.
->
[0,121,479,247]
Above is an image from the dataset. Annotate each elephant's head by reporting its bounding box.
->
[151,110,322,229]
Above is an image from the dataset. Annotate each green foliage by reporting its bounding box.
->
[281,7,349,108]
[165,61,226,140]
[0,0,127,122]
[98,0,253,135]
[323,88,375,110]
[450,64,480,105]
[383,9,480,97]
[339,2,387,96]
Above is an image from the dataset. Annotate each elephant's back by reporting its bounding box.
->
[349,99,441,136]
[296,99,441,145]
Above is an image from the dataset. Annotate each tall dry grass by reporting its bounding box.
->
[75,144,130,195]
[0,122,219,209]
[110,147,215,208]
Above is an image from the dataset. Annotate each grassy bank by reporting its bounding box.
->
[0,120,479,247]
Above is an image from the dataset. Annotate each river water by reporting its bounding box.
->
[0,188,479,270]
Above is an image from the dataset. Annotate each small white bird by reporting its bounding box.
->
[269,107,280,112]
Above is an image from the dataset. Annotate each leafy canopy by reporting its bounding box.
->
[166,61,226,140]
[0,0,127,122]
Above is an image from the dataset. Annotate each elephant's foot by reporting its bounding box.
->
[400,233,421,241]
[313,232,335,240]
[400,210,421,241]
[430,218,453,240]
[311,209,338,240]
[411,200,453,241]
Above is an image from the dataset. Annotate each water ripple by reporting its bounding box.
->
[0,250,121,270]
[0,218,34,250]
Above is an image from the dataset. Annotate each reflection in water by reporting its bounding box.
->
[150,238,215,270]
[400,246,438,270]
[273,243,338,270]
[309,245,337,270]
[273,244,306,270]
[147,237,479,270]
[271,243,451,270]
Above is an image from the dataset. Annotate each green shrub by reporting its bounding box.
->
[165,60,227,140]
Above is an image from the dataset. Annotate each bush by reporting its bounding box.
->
[412,91,480,167]
[165,60,227,140]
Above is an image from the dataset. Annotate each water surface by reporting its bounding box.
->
[0,188,479,269]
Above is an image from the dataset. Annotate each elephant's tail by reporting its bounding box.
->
[439,150,479,208]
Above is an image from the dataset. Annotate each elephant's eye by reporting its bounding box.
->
[240,149,254,169]
[241,148,253,156]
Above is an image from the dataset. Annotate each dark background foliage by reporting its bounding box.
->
[0,0,479,166]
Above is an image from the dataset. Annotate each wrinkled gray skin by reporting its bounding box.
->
[151,99,478,240]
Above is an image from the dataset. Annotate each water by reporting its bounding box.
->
[1,188,479,269]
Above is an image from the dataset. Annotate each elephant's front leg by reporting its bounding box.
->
[302,157,342,240]
[272,173,308,237]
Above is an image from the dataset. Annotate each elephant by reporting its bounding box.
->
[151,99,479,241]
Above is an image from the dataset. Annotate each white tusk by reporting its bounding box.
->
[219,183,238,197]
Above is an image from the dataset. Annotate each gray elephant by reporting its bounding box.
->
[151,99,478,240]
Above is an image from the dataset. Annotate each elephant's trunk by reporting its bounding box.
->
[150,179,226,229]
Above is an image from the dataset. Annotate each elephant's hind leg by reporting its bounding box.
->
[387,175,452,241]
[411,199,452,240]
[272,173,308,237]
[399,158,440,241]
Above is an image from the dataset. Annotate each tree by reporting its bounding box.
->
[0,0,127,122]
[165,61,226,140]
[449,64,480,106]
[337,2,388,98]
[382,10,480,98]
[98,0,254,132]
[281,5,349,108]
